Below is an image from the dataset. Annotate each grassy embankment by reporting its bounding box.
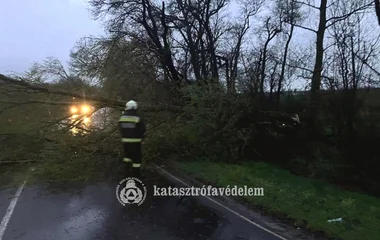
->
[177,160,380,240]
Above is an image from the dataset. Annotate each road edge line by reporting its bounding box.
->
[0,179,27,240]
[152,163,289,240]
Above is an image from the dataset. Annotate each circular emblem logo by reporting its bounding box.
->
[116,177,147,206]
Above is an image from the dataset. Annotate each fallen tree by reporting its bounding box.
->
[0,73,183,113]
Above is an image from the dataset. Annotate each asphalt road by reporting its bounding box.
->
[0,169,311,240]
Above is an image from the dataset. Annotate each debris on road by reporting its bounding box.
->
[327,218,343,223]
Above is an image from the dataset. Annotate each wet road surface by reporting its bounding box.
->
[0,170,294,240]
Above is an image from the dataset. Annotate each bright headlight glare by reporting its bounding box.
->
[70,106,78,114]
[81,105,91,114]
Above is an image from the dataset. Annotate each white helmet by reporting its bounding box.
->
[125,100,138,110]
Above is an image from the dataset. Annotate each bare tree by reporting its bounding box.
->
[293,0,372,134]
[327,7,380,135]
[90,0,182,88]
[259,17,282,99]
[216,0,263,92]
[25,57,69,83]
[274,0,302,109]
[239,48,262,95]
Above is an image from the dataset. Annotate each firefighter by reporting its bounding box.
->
[119,100,146,178]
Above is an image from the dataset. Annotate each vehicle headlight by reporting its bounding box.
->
[70,106,78,114]
[81,105,91,114]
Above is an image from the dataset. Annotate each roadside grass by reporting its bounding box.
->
[177,160,380,240]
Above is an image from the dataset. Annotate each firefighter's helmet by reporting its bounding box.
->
[125,100,138,110]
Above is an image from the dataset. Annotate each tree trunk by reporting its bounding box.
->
[375,0,380,25]
[260,42,269,96]
[277,24,294,110]
[346,35,358,137]
[309,0,327,136]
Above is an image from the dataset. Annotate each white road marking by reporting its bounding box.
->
[0,180,27,240]
[153,164,288,240]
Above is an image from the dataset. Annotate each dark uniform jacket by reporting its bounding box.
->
[119,110,146,142]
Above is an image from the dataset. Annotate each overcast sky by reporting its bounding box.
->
[0,0,103,75]
[0,0,314,76]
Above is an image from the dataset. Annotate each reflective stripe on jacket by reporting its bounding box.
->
[118,110,146,142]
